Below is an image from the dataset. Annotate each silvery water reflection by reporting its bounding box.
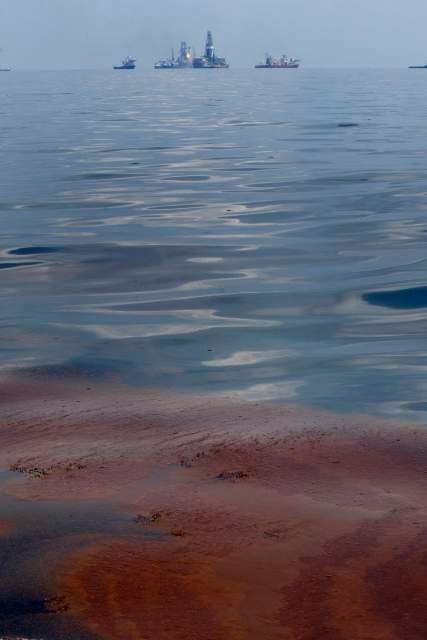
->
[2,68,427,420]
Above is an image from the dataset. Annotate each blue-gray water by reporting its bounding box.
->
[1,68,427,421]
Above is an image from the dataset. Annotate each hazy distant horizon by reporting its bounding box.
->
[3,66,424,72]
[2,0,427,70]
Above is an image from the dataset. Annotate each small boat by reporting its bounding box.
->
[114,56,136,70]
[409,64,427,69]
[255,54,300,69]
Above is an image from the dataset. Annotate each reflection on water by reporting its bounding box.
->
[2,69,427,419]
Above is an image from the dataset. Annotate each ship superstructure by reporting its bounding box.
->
[193,31,229,68]
[155,41,194,69]
[255,54,300,69]
[114,56,136,70]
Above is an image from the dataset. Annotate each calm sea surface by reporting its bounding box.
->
[2,68,427,420]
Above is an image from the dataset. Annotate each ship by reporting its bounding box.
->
[155,41,194,69]
[114,56,136,70]
[255,54,300,69]
[409,63,427,69]
[193,31,229,68]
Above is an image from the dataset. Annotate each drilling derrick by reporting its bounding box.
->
[192,30,229,68]
[205,31,215,63]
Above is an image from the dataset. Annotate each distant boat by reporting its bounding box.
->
[255,54,300,69]
[409,63,427,69]
[114,56,136,70]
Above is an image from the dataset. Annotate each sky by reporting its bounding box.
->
[1,0,427,69]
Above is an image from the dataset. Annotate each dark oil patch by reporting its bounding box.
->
[0,480,163,640]
[9,246,63,256]
[0,262,42,270]
[364,286,427,310]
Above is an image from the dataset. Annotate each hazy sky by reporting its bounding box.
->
[2,0,427,69]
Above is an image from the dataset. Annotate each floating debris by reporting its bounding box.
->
[216,470,249,481]
[10,460,87,479]
[134,512,163,526]
[45,596,69,613]
[0,637,46,640]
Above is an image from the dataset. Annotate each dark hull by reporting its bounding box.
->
[154,65,192,69]
[255,64,299,69]
[114,65,136,70]
[409,65,427,69]
[192,64,229,69]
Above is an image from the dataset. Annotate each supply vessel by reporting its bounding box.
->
[114,56,136,70]
[255,54,300,69]
[193,31,229,68]
[155,42,194,69]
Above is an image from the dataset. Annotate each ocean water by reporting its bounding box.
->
[1,68,427,420]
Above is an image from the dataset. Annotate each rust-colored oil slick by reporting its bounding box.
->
[60,542,246,640]
[2,376,427,639]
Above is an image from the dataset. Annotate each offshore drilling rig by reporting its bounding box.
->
[193,31,229,68]
[154,41,194,69]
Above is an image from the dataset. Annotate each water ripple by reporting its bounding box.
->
[2,69,427,420]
